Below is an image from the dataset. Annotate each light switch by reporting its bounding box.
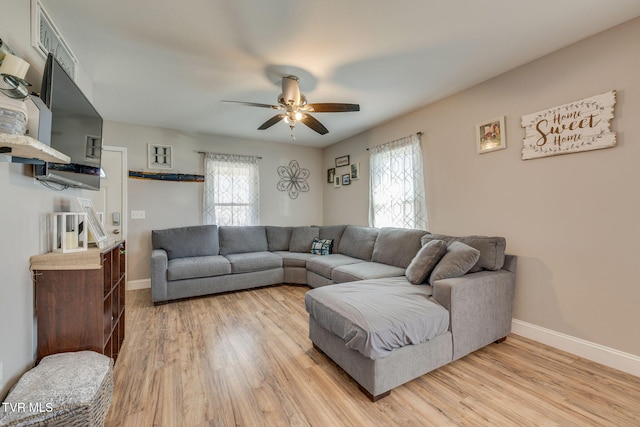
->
[131,210,146,219]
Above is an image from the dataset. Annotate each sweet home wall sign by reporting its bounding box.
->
[521,91,616,160]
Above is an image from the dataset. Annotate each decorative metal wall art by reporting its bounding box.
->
[277,160,309,199]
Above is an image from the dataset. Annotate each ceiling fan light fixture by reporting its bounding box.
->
[223,75,359,137]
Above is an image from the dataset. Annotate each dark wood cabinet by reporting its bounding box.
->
[32,241,126,363]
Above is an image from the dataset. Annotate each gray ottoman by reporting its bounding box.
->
[0,351,113,427]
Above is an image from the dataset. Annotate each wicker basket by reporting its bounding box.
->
[0,352,114,427]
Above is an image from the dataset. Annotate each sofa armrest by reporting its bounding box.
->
[151,249,169,304]
[433,266,516,360]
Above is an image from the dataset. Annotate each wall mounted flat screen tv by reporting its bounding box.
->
[34,53,103,191]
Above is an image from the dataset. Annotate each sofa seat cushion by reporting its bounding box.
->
[306,254,365,279]
[305,278,449,359]
[167,255,231,281]
[332,262,406,284]
[273,251,318,268]
[225,251,283,274]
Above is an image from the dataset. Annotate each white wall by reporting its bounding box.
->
[324,18,640,360]
[103,121,323,282]
[0,1,98,398]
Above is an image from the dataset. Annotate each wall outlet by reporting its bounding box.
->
[131,210,146,219]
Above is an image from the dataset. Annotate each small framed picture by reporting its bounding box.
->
[350,162,360,180]
[476,116,506,154]
[334,175,341,188]
[342,173,351,186]
[148,144,173,169]
[327,168,336,184]
[335,155,350,168]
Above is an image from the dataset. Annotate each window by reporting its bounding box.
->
[368,133,428,230]
[203,153,260,226]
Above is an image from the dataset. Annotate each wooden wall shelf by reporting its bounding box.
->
[0,133,70,164]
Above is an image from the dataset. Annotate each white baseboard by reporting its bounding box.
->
[127,278,150,290]
[512,319,640,377]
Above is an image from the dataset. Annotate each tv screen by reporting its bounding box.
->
[35,54,103,191]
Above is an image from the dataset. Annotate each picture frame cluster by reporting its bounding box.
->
[328,155,359,188]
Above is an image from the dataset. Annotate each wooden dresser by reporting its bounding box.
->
[31,241,126,362]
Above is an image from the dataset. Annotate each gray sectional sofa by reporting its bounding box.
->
[150,224,516,400]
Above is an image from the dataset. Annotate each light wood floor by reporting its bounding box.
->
[106,286,640,426]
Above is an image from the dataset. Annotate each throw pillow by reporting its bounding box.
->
[310,238,333,255]
[429,241,480,285]
[405,240,448,285]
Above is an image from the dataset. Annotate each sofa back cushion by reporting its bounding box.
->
[152,225,219,260]
[289,226,319,252]
[339,225,379,261]
[318,225,347,253]
[421,233,506,271]
[266,226,293,251]
[372,227,429,268]
[219,226,268,255]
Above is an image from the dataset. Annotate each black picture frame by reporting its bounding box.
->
[342,173,351,185]
[335,155,350,168]
[327,168,335,183]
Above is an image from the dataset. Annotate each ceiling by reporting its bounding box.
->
[40,0,640,148]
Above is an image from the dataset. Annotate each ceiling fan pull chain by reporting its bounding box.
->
[290,125,296,141]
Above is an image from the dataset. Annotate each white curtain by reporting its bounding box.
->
[368,133,428,230]
[203,153,260,226]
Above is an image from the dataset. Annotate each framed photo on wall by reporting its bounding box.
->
[342,173,351,186]
[327,168,336,183]
[335,155,350,167]
[476,116,506,154]
[350,162,360,180]
[334,175,341,188]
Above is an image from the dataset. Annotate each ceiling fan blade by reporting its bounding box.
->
[299,114,329,135]
[258,114,286,130]
[304,103,360,113]
[222,100,281,109]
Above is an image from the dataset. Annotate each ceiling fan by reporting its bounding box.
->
[223,75,360,139]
